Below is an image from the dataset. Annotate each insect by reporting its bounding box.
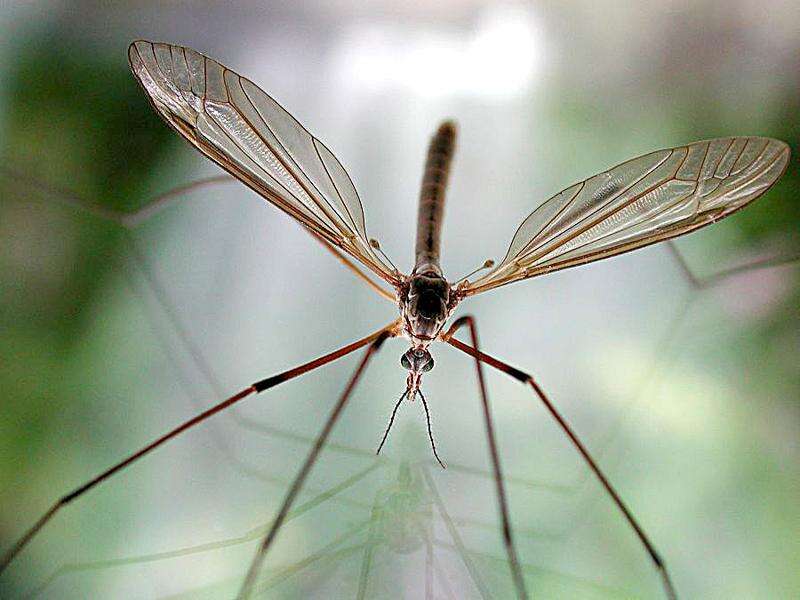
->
[0,40,790,599]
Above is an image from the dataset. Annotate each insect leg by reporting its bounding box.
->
[29,461,381,598]
[445,332,677,600]
[0,322,396,578]
[431,554,459,600]
[0,165,234,227]
[122,218,382,471]
[253,521,371,596]
[445,316,528,600]
[238,331,392,599]
[425,530,434,600]
[355,482,386,600]
[666,239,800,290]
[1,168,395,301]
[571,244,800,493]
[421,466,492,600]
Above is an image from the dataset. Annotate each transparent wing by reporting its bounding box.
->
[128,40,399,286]
[463,137,790,296]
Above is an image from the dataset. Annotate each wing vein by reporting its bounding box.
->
[462,137,788,297]
[520,149,675,268]
[237,80,346,232]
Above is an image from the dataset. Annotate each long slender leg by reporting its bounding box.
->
[441,461,570,495]
[238,331,391,599]
[0,165,234,227]
[0,322,396,577]
[666,238,800,290]
[665,241,700,288]
[411,461,436,600]
[698,251,800,287]
[8,168,565,522]
[570,298,694,489]
[1,167,395,302]
[447,316,528,600]
[573,243,800,489]
[122,235,277,487]
[255,521,370,595]
[449,249,800,501]
[4,167,395,487]
[432,557,458,600]
[431,539,627,597]
[421,467,491,600]
[27,461,382,598]
[355,488,385,600]
[425,526,434,600]
[445,332,677,600]
[556,243,800,572]
[125,226,384,479]
[448,514,557,542]
[135,225,564,540]
[257,542,368,597]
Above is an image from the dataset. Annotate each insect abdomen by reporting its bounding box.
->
[415,121,456,275]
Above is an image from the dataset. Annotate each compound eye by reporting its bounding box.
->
[401,353,412,370]
[422,356,435,372]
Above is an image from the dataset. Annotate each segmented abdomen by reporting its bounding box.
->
[415,121,456,274]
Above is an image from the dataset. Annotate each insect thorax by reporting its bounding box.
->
[400,272,453,343]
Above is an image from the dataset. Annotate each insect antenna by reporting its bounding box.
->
[418,389,446,469]
[376,390,408,456]
[453,259,495,285]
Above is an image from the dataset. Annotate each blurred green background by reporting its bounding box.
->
[0,2,798,599]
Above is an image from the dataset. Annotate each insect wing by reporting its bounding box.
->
[464,137,790,295]
[128,40,398,286]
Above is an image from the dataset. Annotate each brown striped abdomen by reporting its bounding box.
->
[415,120,456,274]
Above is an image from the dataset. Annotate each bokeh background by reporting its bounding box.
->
[1,1,798,599]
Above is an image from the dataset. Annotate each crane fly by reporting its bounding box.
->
[0,40,790,599]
